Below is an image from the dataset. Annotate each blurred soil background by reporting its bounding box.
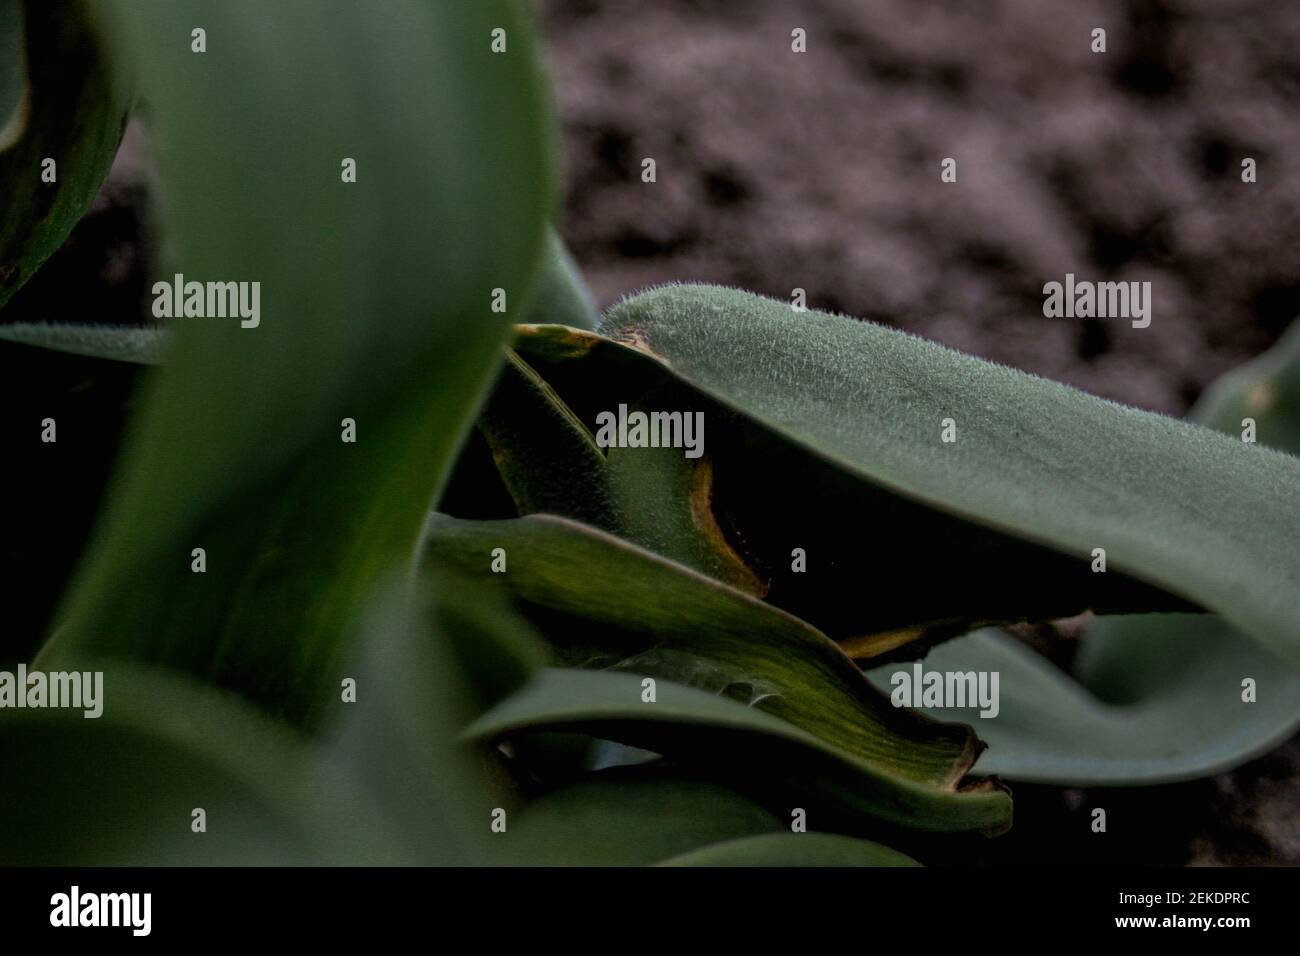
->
[536,0,1300,866]
[540,0,1300,417]
[4,0,1296,867]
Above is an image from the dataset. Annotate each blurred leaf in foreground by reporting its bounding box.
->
[39,0,556,729]
[658,832,919,867]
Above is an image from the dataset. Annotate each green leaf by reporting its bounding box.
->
[0,1,132,308]
[0,0,28,149]
[432,571,552,713]
[0,660,385,865]
[522,228,599,331]
[465,664,1009,834]
[38,1,556,728]
[599,385,766,593]
[318,580,511,864]
[597,284,1300,666]
[870,617,1300,785]
[872,321,1300,784]
[476,348,617,526]
[425,513,994,800]
[511,320,1190,659]
[1192,320,1300,455]
[657,832,920,867]
[479,334,762,591]
[495,767,782,866]
[3,581,518,865]
[0,321,167,363]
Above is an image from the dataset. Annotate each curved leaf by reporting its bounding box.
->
[511,321,1191,658]
[0,1,132,307]
[873,320,1300,784]
[1193,319,1300,454]
[657,832,920,867]
[425,513,989,793]
[599,285,1300,666]
[0,661,386,865]
[523,228,599,331]
[870,617,1300,785]
[476,348,616,526]
[38,0,556,728]
[0,0,27,149]
[474,342,761,590]
[3,580,525,865]
[467,666,1010,834]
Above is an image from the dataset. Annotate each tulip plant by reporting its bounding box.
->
[1,0,1297,866]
